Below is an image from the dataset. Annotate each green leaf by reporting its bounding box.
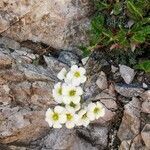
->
[113,2,122,15]
[94,0,110,10]
[79,45,91,57]
[131,32,146,43]
[127,0,143,20]
[135,60,150,73]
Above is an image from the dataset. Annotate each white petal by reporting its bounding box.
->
[72,96,81,104]
[59,114,67,124]
[77,87,83,95]
[80,76,87,83]
[54,97,62,104]
[54,106,65,113]
[96,102,103,109]
[87,111,95,121]
[45,108,53,117]
[53,123,62,128]
[87,103,96,111]
[99,108,105,117]
[78,109,87,117]
[72,79,81,86]
[66,71,73,80]
[57,68,67,80]
[79,67,86,74]
[71,65,78,72]
[54,82,61,89]
[82,119,90,127]
[76,119,82,126]
[73,114,79,123]
[63,96,71,104]
[45,119,53,127]
[66,122,75,129]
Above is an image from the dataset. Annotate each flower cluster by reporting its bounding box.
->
[45,65,105,129]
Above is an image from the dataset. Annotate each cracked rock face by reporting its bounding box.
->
[0,37,150,150]
[0,0,93,53]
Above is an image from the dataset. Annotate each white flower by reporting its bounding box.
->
[65,65,86,86]
[87,102,105,121]
[52,82,63,103]
[77,109,90,127]
[62,85,83,104]
[45,106,66,128]
[57,68,67,80]
[66,101,80,112]
[65,110,79,129]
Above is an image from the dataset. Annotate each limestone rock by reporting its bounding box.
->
[141,124,150,148]
[119,141,130,150]
[117,97,141,141]
[0,51,12,67]
[96,71,108,90]
[130,134,145,150]
[115,84,144,98]
[141,90,150,100]
[119,65,135,84]
[58,51,80,66]
[77,126,108,150]
[142,100,150,113]
[0,0,93,52]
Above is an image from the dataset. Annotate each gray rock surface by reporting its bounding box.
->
[117,97,141,142]
[0,0,93,53]
[96,71,108,90]
[141,124,150,148]
[119,65,135,84]
[0,37,149,150]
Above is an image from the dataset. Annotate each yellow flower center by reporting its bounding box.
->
[58,88,62,95]
[70,102,76,108]
[74,71,80,78]
[52,113,59,121]
[66,113,73,121]
[94,107,100,114]
[69,90,76,96]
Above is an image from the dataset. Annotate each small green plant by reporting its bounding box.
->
[80,0,150,66]
[135,60,150,73]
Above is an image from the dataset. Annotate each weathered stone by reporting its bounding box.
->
[94,92,117,110]
[19,64,54,81]
[0,106,48,144]
[115,84,144,98]
[141,124,150,148]
[141,90,150,100]
[0,37,20,50]
[58,51,80,66]
[96,71,108,90]
[119,65,135,84]
[117,97,141,141]
[0,51,12,67]
[77,126,108,149]
[0,0,93,52]
[38,127,99,150]
[119,141,130,150]
[31,81,55,108]
[111,65,118,73]
[130,134,145,150]
[41,128,75,149]
[0,69,25,82]
[9,82,31,106]
[43,55,68,78]
[142,100,150,113]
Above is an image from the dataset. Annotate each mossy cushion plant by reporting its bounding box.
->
[81,0,150,71]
